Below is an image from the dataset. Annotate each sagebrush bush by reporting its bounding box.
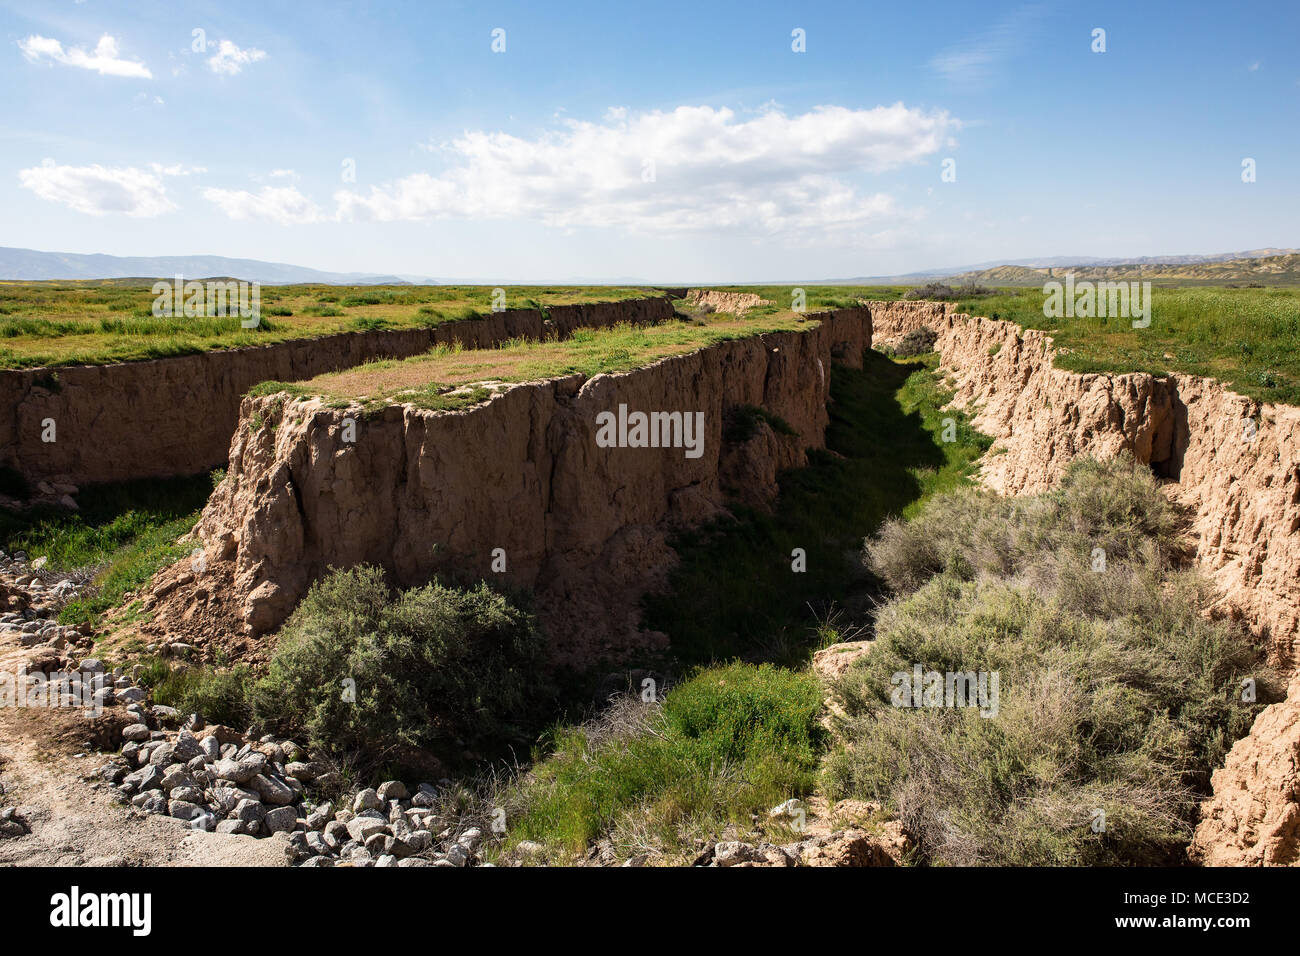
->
[903,281,997,301]
[252,565,549,773]
[827,454,1273,865]
[865,454,1183,594]
[890,327,938,357]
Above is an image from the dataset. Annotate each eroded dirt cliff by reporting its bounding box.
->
[141,308,872,667]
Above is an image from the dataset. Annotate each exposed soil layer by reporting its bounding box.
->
[2,296,675,488]
[684,289,773,315]
[871,301,1300,867]
[140,308,873,666]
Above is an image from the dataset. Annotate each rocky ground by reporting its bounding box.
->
[1,548,905,867]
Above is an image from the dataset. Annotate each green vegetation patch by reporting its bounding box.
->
[824,455,1275,865]
[646,352,991,667]
[959,285,1300,405]
[0,472,214,626]
[287,313,817,410]
[0,282,659,369]
[496,661,824,861]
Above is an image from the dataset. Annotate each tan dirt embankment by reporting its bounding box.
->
[1,297,675,488]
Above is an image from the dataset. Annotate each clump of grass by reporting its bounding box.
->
[496,661,824,861]
[825,454,1274,865]
[137,658,254,728]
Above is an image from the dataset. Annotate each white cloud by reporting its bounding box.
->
[150,162,206,176]
[203,185,325,224]
[207,40,267,75]
[18,159,176,216]
[268,168,300,180]
[19,34,152,78]
[928,5,1046,86]
[337,103,956,239]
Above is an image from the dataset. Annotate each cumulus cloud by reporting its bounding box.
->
[19,34,152,78]
[335,103,956,238]
[203,185,325,224]
[18,159,177,216]
[207,40,267,75]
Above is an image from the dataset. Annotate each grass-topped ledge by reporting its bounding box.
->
[247,308,833,413]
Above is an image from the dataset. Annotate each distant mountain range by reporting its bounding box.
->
[832,249,1300,285]
[939,252,1300,286]
[3,244,1299,287]
[0,246,428,285]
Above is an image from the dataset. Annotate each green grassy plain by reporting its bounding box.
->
[0,281,656,369]
[956,285,1300,405]
[5,279,1295,407]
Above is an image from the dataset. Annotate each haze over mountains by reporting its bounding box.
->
[0,246,423,285]
[2,245,1299,287]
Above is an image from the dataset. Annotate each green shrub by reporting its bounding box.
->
[904,281,997,301]
[826,455,1273,865]
[865,454,1182,594]
[252,565,549,773]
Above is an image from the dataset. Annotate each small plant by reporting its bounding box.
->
[722,404,798,443]
[139,659,254,727]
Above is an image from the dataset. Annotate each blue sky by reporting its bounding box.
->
[1,0,1296,281]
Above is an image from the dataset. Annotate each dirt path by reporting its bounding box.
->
[0,636,286,867]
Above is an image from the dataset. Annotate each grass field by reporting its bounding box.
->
[5,279,1296,408]
[0,281,657,369]
[956,285,1300,405]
